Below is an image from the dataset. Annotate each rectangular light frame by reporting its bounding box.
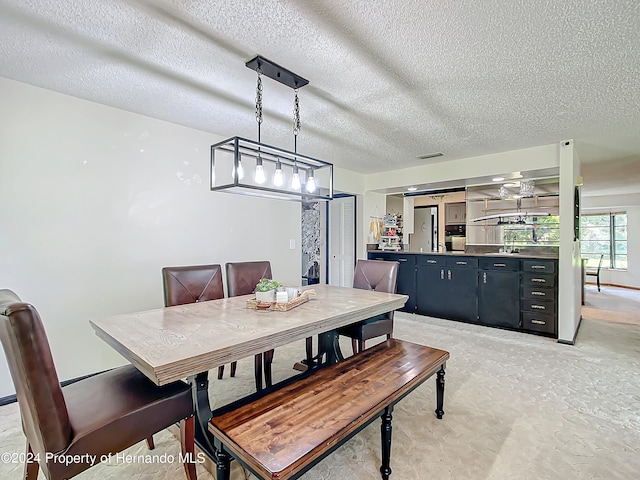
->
[211,136,333,202]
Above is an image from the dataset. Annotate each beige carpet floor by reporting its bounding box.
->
[1,284,638,479]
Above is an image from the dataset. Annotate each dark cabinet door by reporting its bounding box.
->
[447,267,479,322]
[396,260,416,312]
[367,252,416,312]
[478,270,520,328]
[415,266,449,318]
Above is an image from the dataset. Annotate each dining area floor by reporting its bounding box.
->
[0,284,638,479]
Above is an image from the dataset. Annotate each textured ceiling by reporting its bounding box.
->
[1,0,639,195]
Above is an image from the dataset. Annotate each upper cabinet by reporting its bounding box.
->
[445,202,466,225]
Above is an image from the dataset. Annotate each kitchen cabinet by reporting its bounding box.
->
[521,260,557,335]
[366,252,558,338]
[416,256,478,322]
[415,256,448,318]
[478,257,520,329]
[445,202,466,225]
[368,252,416,312]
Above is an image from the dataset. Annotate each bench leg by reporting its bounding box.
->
[380,405,394,480]
[435,365,445,419]
[215,444,231,480]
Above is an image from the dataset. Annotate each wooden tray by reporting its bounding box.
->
[246,289,316,312]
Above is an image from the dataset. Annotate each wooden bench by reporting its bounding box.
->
[208,338,449,480]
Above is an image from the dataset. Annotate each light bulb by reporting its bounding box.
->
[291,164,301,190]
[254,157,265,184]
[273,160,284,187]
[232,159,244,181]
[306,170,316,193]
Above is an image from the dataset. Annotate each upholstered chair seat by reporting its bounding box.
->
[338,259,400,354]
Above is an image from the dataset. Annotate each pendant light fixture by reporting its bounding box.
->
[210,56,333,201]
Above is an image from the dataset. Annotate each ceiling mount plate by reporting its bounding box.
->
[246,55,309,89]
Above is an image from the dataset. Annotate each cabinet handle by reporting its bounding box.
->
[483,272,487,284]
[531,319,546,325]
[531,291,546,296]
[531,305,546,310]
[448,270,452,280]
[427,260,437,264]
[531,265,546,270]
[493,263,506,267]
[532,278,546,283]
[440,269,444,280]
[456,261,467,265]
[374,257,384,261]
[398,258,408,262]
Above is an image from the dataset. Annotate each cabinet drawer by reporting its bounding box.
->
[522,273,556,287]
[522,260,556,274]
[522,312,556,334]
[521,284,555,300]
[479,257,520,271]
[369,253,416,265]
[417,255,446,267]
[447,257,478,268]
[521,298,555,315]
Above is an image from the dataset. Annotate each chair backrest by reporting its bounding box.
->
[162,264,225,307]
[596,254,604,272]
[226,261,272,297]
[353,259,399,294]
[0,289,71,461]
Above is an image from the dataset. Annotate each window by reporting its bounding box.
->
[503,215,560,247]
[580,213,627,270]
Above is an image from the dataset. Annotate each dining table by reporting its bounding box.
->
[90,284,408,461]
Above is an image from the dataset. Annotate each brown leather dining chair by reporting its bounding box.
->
[0,289,197,480]
[339,259,399,354]
[225,261,274,390]
[162,264,235,379]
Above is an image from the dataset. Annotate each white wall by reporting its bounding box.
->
[557,141,582,343]
[0,78,303,396]
[366,144,559,191]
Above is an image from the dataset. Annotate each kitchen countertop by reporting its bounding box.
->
[369,250,558,260]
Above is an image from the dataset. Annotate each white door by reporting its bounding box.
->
[328,196,355,287]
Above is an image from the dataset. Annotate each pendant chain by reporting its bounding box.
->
[293,89,301,136]
[255,68,263,142]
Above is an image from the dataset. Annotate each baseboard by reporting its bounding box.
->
[605,283,640,291]
[585,281,640,291]
[557,315,583,346]
[0,370,110,406]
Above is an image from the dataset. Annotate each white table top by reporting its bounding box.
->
[90,284,408,385]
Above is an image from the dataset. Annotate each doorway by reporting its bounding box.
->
[411,206,438,252]
[328,195,356,287]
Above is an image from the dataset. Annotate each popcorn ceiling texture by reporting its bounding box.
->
[0,0,639,174]
[0,284,638,479]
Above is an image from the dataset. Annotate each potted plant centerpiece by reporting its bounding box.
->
[255,278,282,302]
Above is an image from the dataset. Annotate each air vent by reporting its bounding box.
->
[416,152,444,160]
